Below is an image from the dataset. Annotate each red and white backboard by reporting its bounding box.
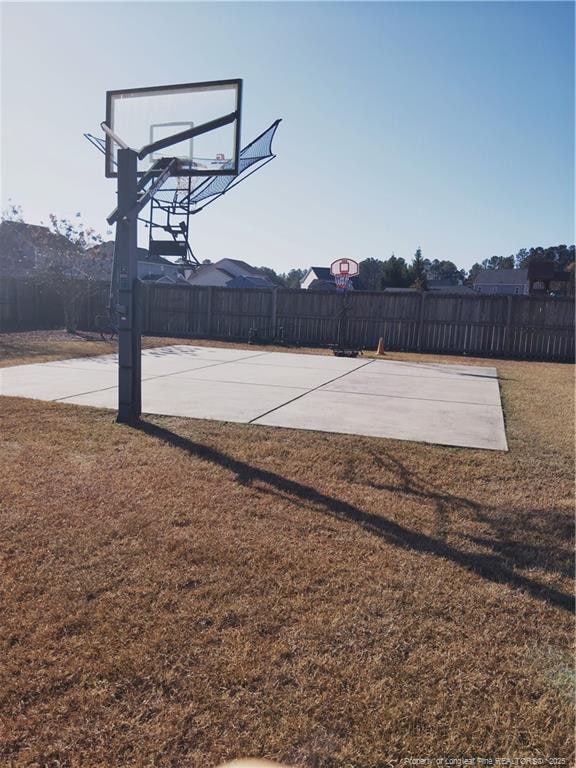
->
[330,258,359,277]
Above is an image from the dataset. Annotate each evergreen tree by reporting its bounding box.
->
[380,254,410,288]
[409,248,428,290]
[281,268,307,289]
[254,266,285,286]
[357,257,386,291]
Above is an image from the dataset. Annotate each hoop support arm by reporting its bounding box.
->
[137,111,237,160]
[100,122,130,149]
[107,158,179,224]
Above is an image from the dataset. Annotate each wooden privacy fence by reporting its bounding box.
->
[139,283,574,362]
[1,277,574,362]
[0,278,64,331]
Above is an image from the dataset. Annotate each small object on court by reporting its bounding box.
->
[330,347,361,358]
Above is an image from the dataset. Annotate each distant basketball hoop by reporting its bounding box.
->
[330,258,359,277]
[328,257,360,356]
[331,258,358,292]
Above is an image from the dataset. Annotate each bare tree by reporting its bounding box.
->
[33,214,107,333]
[1,201,25,223]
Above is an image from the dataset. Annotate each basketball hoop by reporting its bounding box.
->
[331,258,358,292]
[329,258,359,356]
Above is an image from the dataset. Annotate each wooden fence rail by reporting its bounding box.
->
[1,277,574,362]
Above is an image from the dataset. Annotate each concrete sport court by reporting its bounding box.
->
[0,345,508,451]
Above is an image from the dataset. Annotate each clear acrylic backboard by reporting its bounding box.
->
[105,79,242,178]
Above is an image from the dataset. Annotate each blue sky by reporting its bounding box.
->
[1,1,574,273]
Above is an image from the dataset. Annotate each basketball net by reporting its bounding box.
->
[335,275,352,292]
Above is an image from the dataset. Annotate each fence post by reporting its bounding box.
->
[139,282,146,334]
[206,286,214,337]
[505,295,514,355]
[270,287,278,340]
[416,291,427,352]
[185,285,196,337]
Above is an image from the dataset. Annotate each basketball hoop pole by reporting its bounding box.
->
[329,258,359,357]
[97,80,245,424]
[111,115,244,424]
[116,148,141,423]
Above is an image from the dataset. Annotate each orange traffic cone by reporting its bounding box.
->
[376,337,385,356]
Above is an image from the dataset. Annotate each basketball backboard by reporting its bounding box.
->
[330,258,359,277]
[104,79,242,178]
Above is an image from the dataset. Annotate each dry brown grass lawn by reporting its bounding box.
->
[0,331,574,767]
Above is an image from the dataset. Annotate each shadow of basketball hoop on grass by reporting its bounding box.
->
[133,418,574,614]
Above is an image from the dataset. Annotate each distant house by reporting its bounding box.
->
[0,221,111,280]
[226,275,277,289]
[138,252,185,282]
[427,280,476,295]
[426,278,474,294]
[301,267,336,290]
[88,241,188,283]
[381,278,475,295]
[0,221,56,277]
[300,266,358,291]
[186,258,275,288]
[172,258,197,282]
[382,285,476,295]
[382,287,417,293]
[473,268,529,296]
[527,261,571,296]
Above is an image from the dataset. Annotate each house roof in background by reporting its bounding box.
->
[138,252,176,267]
[0,220,76,257]
[307,266,333,281]
[87,240,114,257]
[307,278,337,291]
[188,263,235,280]
[187,259,271,285]
[1,220,48,239]
[89,241,184,267]
[0,221,112,279]
[87,240,157,264]
[226,275,276,289]
[428,285,477,294]
[474,268,528,285]
[383,287,417,293]
[217,258,263,277]
[428,278,458,288]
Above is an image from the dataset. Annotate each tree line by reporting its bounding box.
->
[2,203,574,296]
[254,245,575,291]
[250,250,456,290]
[467,245,575,283]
